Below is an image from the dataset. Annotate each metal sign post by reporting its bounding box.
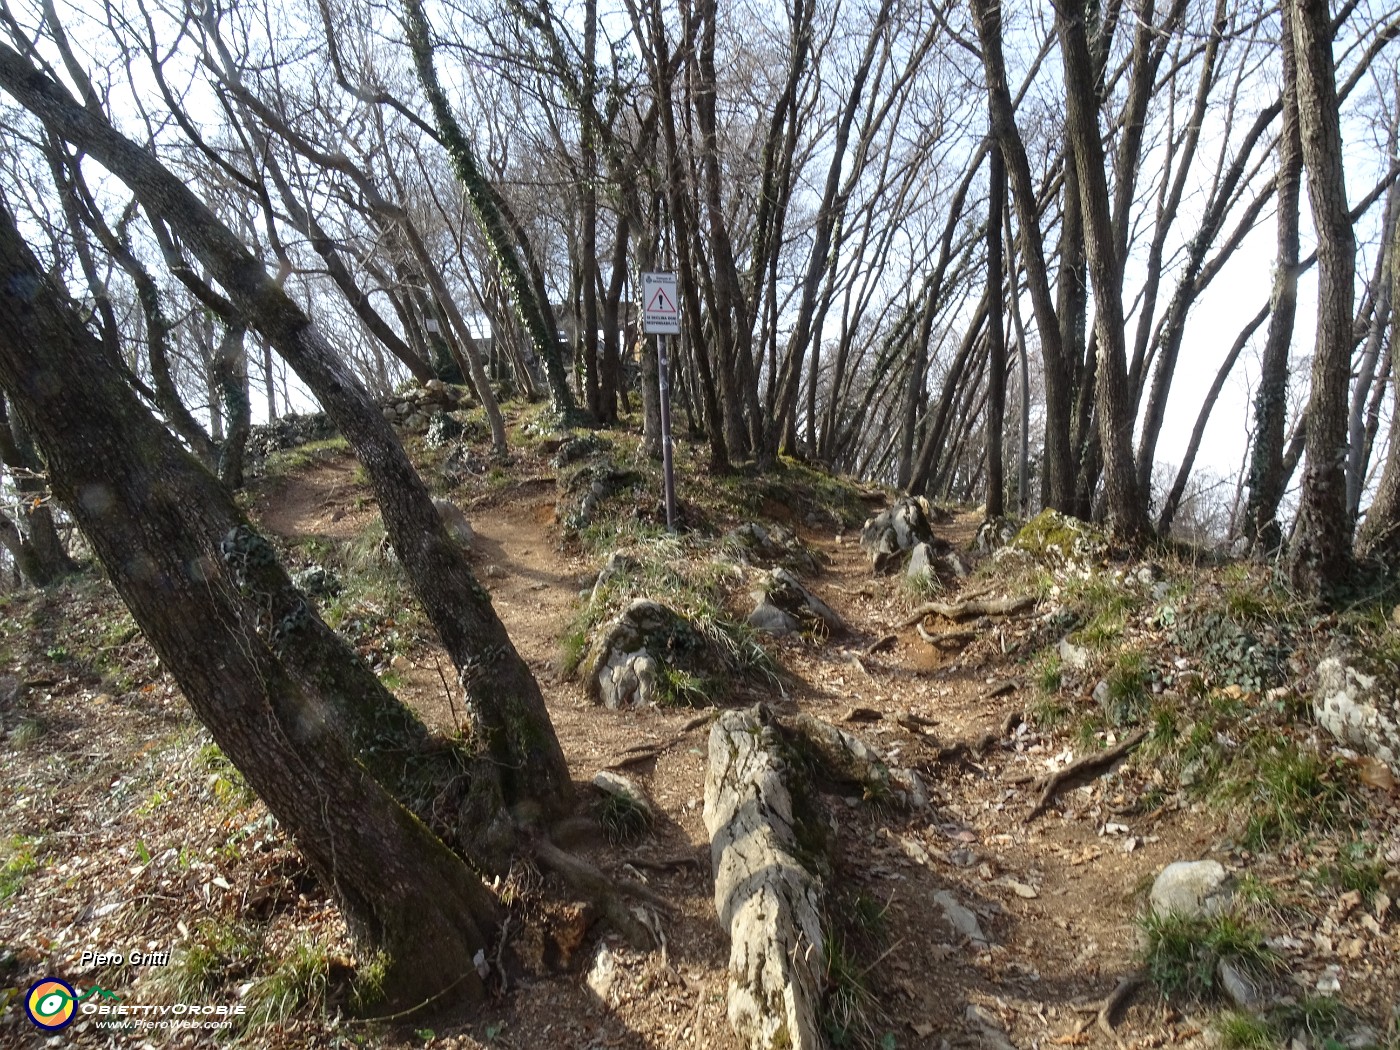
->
[642,273,680,531]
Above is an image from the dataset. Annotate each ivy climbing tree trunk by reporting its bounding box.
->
[402,0,576,420]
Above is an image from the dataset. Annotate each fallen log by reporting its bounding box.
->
[704,706,825,1050]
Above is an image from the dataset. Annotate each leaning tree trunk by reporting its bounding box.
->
[213,323,251,489]
[0,42,573,815]
[1286,0,1357,600]
[0,201,498,1008]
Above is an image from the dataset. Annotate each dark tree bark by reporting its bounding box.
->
[1056,0,1150,542]
[0,201,497,1008]
[985,143,1007,520]
[969,0,1073,513]
[1245,4,1304,554]
[1286,0,1358,599]
[1355,200,1400,564]
[0,41,573,814]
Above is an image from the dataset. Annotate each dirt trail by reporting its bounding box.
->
[252,457,1200,1049]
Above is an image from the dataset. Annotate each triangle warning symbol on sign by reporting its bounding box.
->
[647,287,675,312]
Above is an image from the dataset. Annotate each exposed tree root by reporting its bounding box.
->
[916,622,979,647]
[900,593,1036,626]
[1025,729,1148,821]
[533,838,669,950]
[1097,971,1145,1036]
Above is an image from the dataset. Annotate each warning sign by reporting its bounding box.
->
[642,272,680,334]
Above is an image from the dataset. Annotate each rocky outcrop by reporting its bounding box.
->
[580,599,702,708]
[704,706,825,1050]
[747,568,844,638]
[859,497,935,573]
[1314,651,1400,773]
[432,497,475,548]
[557,459,638,531]
[724,523,822,574]
[907,540,970,583]
[245,412,338,474]
[1149,860,1232,920]
[380,379,469,434]
[1011,509,1106,569]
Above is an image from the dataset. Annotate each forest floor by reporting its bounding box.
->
[1,405,1399,1050]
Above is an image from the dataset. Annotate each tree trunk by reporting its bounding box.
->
[1286,0,1358,599]
[1245,4,1303,554]
[1057,1,1150,542]
[402,0,576,419]
[1355,197,1400,563]
[0,202,497,1008]
[213,324,251,489]
[0,399,77,586]
[970,0,1073,513]
[985,143,1007,520]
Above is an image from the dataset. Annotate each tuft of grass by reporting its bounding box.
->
[149,920,261,1003]
[598,792,653,845]
[657,666,715,707]
[1233,873,1279,915]
[1224,735,1354,848]
[1269,996,1351,1046]
[351,952,389,1014]
[903,571,943,602]
[1030,695,1069,728]
[1102,649,1152,727]
[850,892,889,944]
[1318,842,1387,905]
[821,932,884,1049]
[1146,704,1179,754]
[1139,910,1278,1001]
[1066,577,1144,651]
[10,717,45,749]
[559,626,590,676]
[0,835,39,901]
[1037,652,1064,694]
[1217,1011,1277,1050]
[243,938,333,1028]
[262,436,350,478]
